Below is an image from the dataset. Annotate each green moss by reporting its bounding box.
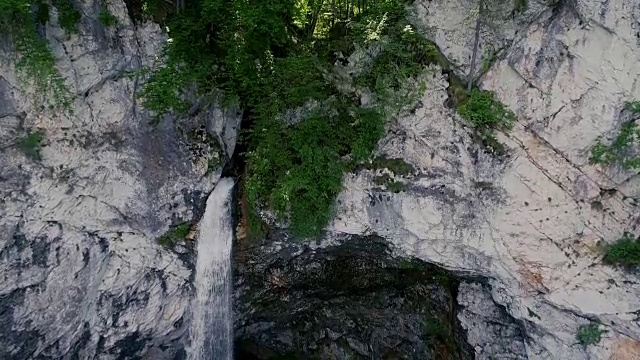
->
[576,323,606,346]
[603,235,640,268]
[157,223,191,247]
[98,7,117,27]
[357,28,439,102]
[456,88,515,153]
[423,318,455,351]
[35,1,50,24]
[527,307,541,319]
[18,130,44,160]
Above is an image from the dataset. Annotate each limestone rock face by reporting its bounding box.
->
[332,0,640,350]
[0,1,239,358]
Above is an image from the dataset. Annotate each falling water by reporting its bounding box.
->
[187,177,235,360]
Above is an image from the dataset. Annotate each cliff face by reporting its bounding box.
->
[0,1,239,358]
[333,0,640,358]
[1,0,640,359]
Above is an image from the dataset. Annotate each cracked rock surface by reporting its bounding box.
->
[332,0,640,358]
[0,1,239,358]
[2,0,640,358]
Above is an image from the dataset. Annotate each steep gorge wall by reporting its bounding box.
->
[1,0,639,359]
[0,1,239,358]
[333,0,640,358]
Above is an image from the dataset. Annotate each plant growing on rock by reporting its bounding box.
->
[576,323,606,346]
[0,0,74,111]
[98,6,117,27]
[589,101,640,169]
[603,234,640,269]
[138,0,437,238]
[456,88,515,153]
[156,223,191,247]
[18,130,44,160]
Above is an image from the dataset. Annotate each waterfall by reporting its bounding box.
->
[187,178,235,360]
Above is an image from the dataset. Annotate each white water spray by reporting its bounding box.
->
[187,178,235,360]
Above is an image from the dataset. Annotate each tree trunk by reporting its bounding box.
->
[467,0,484,92]
[308,0,325,38]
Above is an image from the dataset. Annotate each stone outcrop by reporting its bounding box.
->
[0,1,239,358]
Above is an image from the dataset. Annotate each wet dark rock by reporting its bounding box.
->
[233,235,474,359]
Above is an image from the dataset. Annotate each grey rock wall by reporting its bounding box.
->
[0,1,239,358]
[332,0,640,358]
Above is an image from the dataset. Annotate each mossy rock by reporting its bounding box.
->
[157,223,191,247]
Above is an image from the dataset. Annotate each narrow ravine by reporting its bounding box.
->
[187,177,235,360]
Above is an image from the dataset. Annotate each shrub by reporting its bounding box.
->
[576,323,605,346]
[457,89,515,132]
[157,223,191,246]
[456,88,515,153]
[18,131,44,160]
[603,235,640,268]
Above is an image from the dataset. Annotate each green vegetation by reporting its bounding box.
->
[0,0,74,111]
[513,0,528,14]
[576,323,606,346]
[591,125,640,169]
[18,130,44,160]
[590,101,640,169]
[52,0,81,33]
[527,307,540,319]
[157,223,191,246]
[137,0,436,237]
[603,234,640,268]
[365,156,415,175]
[457,89,516,150]
[98,6,118,27]
[374,174,406,193]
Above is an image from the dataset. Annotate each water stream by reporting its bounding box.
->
[187,177,235,360]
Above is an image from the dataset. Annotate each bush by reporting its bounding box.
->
[456,88,515,153]
[18,131,44,160]
[603,235,640,268]
[576,323,605,346]
[457,89,515,132]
